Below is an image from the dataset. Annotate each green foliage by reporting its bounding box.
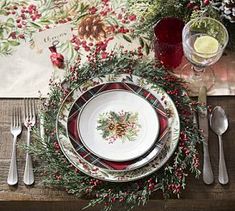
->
[29,49,203,211]
[127,0,222,40]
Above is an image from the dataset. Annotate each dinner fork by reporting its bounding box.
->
[7,108,22,186]
[23,98,36,185]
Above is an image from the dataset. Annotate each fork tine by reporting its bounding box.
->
[17,107,21,127]
[25,98,30,120]
[29,99,32,119]
[11,108,14,128]
[32,98,36,118]
[16,107,18,127]
[24,99,27,121]
[13,107,16,127]
[19,107,21,127]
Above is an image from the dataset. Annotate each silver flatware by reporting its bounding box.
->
[23,98,36,185]
[210,106,229,185]
[7,108,22,186]
[198,86,214,185]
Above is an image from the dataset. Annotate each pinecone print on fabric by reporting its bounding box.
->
[220,0,235,23]
[78,15,110,40]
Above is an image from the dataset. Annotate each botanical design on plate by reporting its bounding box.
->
[97,110,141,143]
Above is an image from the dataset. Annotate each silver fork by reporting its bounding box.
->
[7,108,22,186]
[23,98,36,185]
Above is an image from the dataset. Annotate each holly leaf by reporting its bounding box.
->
[30,22,41,29]
[6,18,15,28]
[110,111,120,122]
[0,41,12,55]
[125,113,131,122]
[80,3,89,13]
[2,42,9,50]
[39,19,52,24]
[107,16,119,26]
[102,130,110,139]
[0,28,3,39]
[7,18,14,24]
[123,34,132,43]
[145,43,150,55]
[0,10,8,16]
[75,13,88,23]
[8,40,20,46]
[0,0,6,9]
[139,37,144,48]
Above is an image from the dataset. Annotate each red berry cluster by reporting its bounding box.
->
[192,153,200,168]
[179,131,191,156]
[55,174,62,181]
[87,3,136,34]
[15,4,41,28]
[55,17,72,25]
[95,38,113,52]
[186,1,200,10]
[89,6,98,15]
[71,34,114,61]
[53,141,60,151]
[5,5,18,15]
[5,4,41,30]
[118,26,129,34]
[28,4,41,21]
[174,167,185,180]
[71,36,89,51]
[167,89,180,96]
[117,12,137,24]
[186,0,210,10]
[102,0,109,4]
[8,31,24,40]
[89,178,103,188]
[203,0,210,6]
[147,178,156,191]
[168,183,182,194]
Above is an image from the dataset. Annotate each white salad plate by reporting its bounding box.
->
[77,90,160,162]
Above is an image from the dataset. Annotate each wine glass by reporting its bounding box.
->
[181,17,229,94]
[154,17,185,69]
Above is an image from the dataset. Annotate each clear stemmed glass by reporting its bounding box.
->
[181,17,229,94]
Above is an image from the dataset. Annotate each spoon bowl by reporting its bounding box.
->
[210,106,228,136]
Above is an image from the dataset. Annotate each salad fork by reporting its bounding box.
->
[7,108,22,186]
[23,98,36,185]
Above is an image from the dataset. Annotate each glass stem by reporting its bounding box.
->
[192,66,205,78]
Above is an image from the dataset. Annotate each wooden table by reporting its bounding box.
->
[0,97,235,211]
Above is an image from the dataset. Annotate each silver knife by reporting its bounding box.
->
[198,86,214,184]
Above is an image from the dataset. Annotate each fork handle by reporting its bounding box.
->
[7,136,18,186]
[23,128,34,185]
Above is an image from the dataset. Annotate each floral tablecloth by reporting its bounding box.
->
[0,0,234,97]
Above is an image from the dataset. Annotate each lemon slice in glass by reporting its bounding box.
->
[194,35,219,58]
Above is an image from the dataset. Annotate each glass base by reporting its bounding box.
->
[180,63,215,95]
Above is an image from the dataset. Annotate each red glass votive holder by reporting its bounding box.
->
[154,17,185,69]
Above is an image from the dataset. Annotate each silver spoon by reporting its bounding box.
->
[210,106,229,184]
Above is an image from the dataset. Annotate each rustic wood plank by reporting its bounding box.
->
[0,97,235,210]
[1,200,235,211]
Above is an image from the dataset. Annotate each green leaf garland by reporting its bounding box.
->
[29,50,204,211]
